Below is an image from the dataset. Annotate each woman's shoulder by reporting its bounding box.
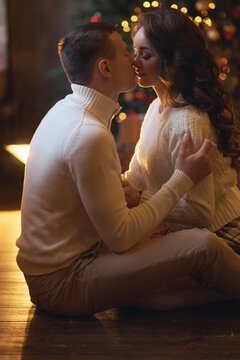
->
[170,104,210,127]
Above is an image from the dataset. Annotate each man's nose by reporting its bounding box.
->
[128,51,135,64]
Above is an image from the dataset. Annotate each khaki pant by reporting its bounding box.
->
[25,229,240,316]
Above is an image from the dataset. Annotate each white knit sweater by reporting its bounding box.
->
[16,85,193,275]
[126,97,240,232]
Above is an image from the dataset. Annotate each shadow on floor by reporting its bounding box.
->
[20,301,240,360]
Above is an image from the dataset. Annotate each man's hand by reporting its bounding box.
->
[122,179,141,208]
[175,133,217,184]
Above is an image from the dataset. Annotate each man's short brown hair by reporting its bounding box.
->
[58,22,117,85]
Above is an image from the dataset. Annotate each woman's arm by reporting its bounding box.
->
[165,107,217,229]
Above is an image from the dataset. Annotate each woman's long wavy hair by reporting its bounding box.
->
[134,8,240,170]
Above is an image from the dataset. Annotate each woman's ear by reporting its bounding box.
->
[98,58,112,79]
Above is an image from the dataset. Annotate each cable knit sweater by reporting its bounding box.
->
[126,97,240,232]
[16,84,193,275]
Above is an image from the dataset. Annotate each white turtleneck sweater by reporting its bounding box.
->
[126,97,240,232]
[16,84,193,275]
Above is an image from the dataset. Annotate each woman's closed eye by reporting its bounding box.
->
[142,54,151,60]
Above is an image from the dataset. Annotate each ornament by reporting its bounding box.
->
[135,92,147,101]
[223,24,236,41]
[91,12,102,23]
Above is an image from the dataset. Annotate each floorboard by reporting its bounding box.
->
[1,210,240,359]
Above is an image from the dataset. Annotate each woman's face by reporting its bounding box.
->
[133,27,161,88]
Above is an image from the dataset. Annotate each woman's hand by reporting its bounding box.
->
[176,133,217,184]
[122,179,141,208]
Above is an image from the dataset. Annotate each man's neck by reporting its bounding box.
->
[87,81,119,103]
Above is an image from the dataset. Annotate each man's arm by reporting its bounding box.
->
[123,133,217,209]
[68,129,216,253]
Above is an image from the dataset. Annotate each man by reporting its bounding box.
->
[16,22,240,315]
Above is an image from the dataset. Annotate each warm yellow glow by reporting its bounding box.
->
[171,4,178,9]
[219,73,227,81]
[181,7,188,14]
[152,1,159,7]
[195,16,202,23]
[123,26,130,32]
[203,17,212,26]
[5,144,30,165]
[209,2,216,9]
[121,20,129,27]
[131,15,138,22]
[143,1,151,8]
[119,112,127,121]
[220,57,228,65]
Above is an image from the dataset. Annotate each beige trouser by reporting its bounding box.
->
[25,229,240,316]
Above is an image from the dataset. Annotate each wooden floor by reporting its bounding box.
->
[1,211,240,359]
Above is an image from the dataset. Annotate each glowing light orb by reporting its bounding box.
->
[131,15,138,22]
[209,3,216,10]
[121,20,129,27]
[181,7,188,14]
[143,2,151,8]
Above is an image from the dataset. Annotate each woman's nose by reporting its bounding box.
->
[133,55,141,68]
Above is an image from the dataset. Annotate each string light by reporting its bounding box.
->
[152,1,159,7]
[119,112,127,121]
[143,1,151,8]
[181,7,188,14]
[203,17,212,26]
[171,4,178,9]
[131,15,138,22]
[121,20,129,27]
[123,26,130,32]
[208,3,216,10]
[195,16,202,23]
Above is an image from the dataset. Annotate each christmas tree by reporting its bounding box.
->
[73,0,240,143]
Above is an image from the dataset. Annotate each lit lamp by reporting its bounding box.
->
[5,144,30,165]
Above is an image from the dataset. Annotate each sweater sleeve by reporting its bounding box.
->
[67,126,193,253]
[165,107,216,229]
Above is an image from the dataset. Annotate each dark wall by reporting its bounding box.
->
[8,0,87,142]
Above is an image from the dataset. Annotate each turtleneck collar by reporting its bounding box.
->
[70,84,121,129]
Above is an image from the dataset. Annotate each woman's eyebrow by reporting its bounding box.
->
[134,46,152,51]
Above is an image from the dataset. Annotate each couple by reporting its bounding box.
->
[16,8,240,315]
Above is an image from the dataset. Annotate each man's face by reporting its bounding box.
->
[109,32,136,93]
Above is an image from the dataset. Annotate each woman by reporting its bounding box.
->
[125,7,240,252]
